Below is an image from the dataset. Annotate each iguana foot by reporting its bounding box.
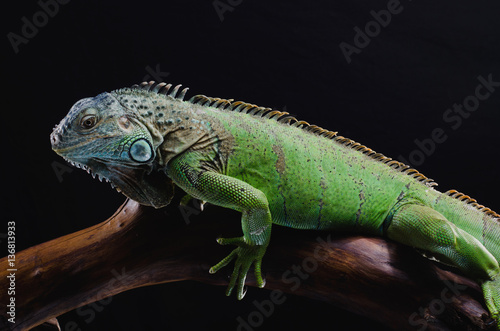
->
[179,194,206,211]
[482,277,500,328]
[209,236,267,300]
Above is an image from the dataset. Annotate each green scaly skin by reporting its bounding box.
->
[51,81,500,326]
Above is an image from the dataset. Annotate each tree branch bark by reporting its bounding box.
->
[0,198,495,330]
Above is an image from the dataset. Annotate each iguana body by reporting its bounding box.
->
[51,81,500,326]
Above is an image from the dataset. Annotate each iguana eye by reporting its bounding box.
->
[80,115,97,129]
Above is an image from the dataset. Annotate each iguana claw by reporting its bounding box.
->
[209,236,267,300]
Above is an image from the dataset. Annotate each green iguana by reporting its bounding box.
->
[51,81,500,326]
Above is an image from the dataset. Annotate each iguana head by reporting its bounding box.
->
[50,91,174,208]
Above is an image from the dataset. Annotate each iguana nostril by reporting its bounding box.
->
[50,131,60,147]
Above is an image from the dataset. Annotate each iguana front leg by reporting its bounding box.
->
[166,154,272,299]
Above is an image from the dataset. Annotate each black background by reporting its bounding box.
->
[3,0,500,330]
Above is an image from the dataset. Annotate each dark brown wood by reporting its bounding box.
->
[0,198,495,330]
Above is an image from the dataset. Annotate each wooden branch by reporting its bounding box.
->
[0,198,495,330]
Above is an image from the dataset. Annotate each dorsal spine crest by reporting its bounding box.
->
[119,82,437,186]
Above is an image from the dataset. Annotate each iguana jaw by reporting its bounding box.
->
[59,155,174,208]
[100,161,174,208]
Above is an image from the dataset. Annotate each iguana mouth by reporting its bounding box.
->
[62,157,145,195]
[60,154,173,208]
[63,157,112,185]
